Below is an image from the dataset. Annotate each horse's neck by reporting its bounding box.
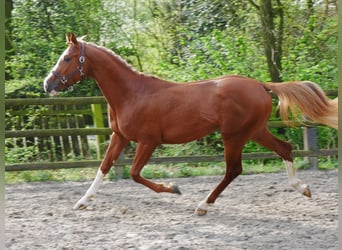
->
[88,46,143,106]
[87,44,175,109]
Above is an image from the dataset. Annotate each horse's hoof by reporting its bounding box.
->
[194,207,207,216]
[303,186,311,198]
[171,184,182,195]
[78,204,88,210]
[73,202,87,210]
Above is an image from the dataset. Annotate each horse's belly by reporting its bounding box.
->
[160,119,218,144]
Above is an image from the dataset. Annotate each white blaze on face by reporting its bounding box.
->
[43,71,54,93]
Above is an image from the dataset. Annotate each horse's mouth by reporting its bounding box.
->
[43,77,60,96]
[49,89,58,96]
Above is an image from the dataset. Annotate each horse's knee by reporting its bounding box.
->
[100,165,111,175]
[228,164,242,179]
[234,165,243,176]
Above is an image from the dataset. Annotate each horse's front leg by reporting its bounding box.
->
[73,133,128,210]
[130,143,181,194]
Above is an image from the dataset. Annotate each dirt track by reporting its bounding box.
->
[5,169,337,250]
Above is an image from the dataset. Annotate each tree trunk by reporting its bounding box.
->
[259,0,283,82]
[5,0,13,80]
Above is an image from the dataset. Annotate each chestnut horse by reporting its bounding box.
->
[44,33,337,215]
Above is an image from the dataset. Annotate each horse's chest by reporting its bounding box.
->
[113,111,160,142]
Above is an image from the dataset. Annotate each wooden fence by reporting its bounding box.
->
[5,93,338,173]
[5,97,110,164]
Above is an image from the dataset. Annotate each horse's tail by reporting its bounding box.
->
[262,81,338,129]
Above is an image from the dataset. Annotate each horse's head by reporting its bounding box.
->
[44,33,86,96]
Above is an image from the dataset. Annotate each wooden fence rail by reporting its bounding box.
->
[5,149,338,172]
[5,92,338,173]
[4,121,314,138]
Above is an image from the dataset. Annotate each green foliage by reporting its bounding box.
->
[7,0,104,95]
[154,29,268,82]
[7,0,337,87]
[5,168,99,183]
[281,9,337,87]
[5,78,45,98]
[5,143,37,164]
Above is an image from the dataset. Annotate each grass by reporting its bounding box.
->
[5,157,337,184]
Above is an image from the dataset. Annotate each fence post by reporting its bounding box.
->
[114,152,126,179]
[303,127,318,169]
[91,104,106,159]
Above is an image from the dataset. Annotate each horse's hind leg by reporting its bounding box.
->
[195,138,244,216]
[252,127,311,197]
[73,133,128,210]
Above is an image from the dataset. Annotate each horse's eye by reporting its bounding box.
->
[63,56,71,62]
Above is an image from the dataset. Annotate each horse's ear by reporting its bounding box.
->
[69,33,78,45]
[66,33,70,43]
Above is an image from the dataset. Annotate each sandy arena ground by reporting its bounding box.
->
[5,169,337,249]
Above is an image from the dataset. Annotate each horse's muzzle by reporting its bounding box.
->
[43,76,59,96]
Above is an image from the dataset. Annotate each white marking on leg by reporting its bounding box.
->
[197,197,209,211]
[73,168,105,210]
[284,160,310,196]
[195,194,211,215]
